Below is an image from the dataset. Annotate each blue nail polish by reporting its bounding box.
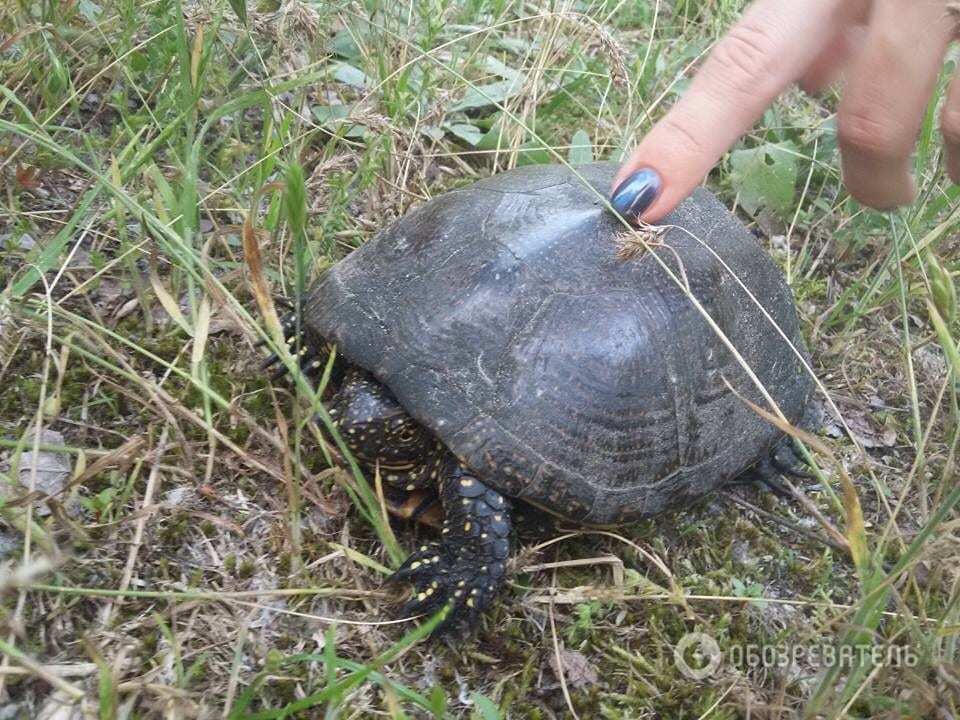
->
[610,168,662,223]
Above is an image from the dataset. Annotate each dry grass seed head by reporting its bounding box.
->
[615,225,667,262]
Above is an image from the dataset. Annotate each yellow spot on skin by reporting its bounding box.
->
[463,522,472,532]
[410,561,421,570]
[460,477,474,487]
[466,598,474,608]
[457,580,466,587]
[425,587,434,596]
[493,514,502,522]
[405,484,415,491]
[454,590,462,597]
[417,592,427,601]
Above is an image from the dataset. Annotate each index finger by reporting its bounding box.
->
[613,0,858,223]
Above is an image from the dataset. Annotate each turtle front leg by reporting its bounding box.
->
[262,312,338,386]
[390,466,511,635]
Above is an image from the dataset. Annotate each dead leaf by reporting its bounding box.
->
[15,164,41,190]
[148,252,192,336]
[12,430,72,517]
[548,649,598,690]
[820,397,897,449]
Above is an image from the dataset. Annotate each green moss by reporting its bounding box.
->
[238,558,256,579]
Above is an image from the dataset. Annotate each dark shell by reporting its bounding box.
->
[304,162,812,523]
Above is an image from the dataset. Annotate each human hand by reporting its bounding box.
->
[610,0,959,223]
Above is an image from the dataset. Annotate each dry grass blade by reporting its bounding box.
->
[0,556,56,594]
[730,382,870,575]
[523,555,625,587]
[243,185,284,344]
[548,570,581,720]
[100,426,169,627]
[0,638,83,701]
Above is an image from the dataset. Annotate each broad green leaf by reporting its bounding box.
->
[420,126,445,142]
[451,78,523,112]
[312,104,366,138]
[312,105,352,123]
[729,141,799,217]
[482,55,522,81]
[447,123,484,147]
[475,116,510,152]
[472,693,502,720]
[78,0,102,21]
[515,142,552,166]
[568,129,593,165]
[429,686,447,718]
[226,0,246,25]
[333,63,372,89]
[496,36,536,55]
[330,28,362,59]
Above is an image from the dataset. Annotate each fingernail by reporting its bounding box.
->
[610,168,662,223]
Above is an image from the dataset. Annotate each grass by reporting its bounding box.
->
[1,0,959,717]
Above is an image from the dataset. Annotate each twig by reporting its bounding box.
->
[781,478,853,553]
[548,569,580,720]
[0,638,84,701]
[721,490,850,555]
[100,426,169,627]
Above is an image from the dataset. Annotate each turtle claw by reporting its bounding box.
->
[389,541,501,637]
[391,542,445,584]
[388,469,511,637]
[770,439,813,479]
[261,312,331,385]
[731,437,813,499]
[265,347,324,383]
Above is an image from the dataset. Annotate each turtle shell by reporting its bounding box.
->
[303,162,812,524]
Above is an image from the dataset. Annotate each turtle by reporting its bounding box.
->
[267,161,813,633]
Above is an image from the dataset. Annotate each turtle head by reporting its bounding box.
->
[330,368,439,482]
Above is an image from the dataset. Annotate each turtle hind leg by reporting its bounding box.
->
[745,455,793,499]
[389,467,511,636]
[731,437,812,500]
[769,437,813,479]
